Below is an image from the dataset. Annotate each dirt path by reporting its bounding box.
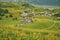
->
[44,21,57,30]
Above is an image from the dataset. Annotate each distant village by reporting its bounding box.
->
[20,8,60,25]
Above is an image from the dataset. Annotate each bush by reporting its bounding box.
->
[9,14,13,17]
[0,17,2,20]
[0,8,3,13]
[53,13,60,20]
[0,8,8,13]
[13,17,17,20]
[5,16,8,18]
[54,13,60,17]
[0,13,4,16]
[3,9,8,13]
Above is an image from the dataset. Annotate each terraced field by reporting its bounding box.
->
[0,18,60,40]
[0,2,60,40]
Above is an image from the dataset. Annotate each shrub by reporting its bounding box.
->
[54,13,60,17]
[5,16,8,18]
[13,17,17,20]
[4,9,8,13]
[0,17,2,20]
[9,14,13,17]
[0,13,4,16]
[0,8,3,13]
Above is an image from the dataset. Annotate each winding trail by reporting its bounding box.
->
[44,21,57,30]
[35,18,57,30]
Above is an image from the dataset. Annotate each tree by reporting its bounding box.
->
[0,9,8,16]
[53,13,60,20]
[0,17,2,20]
[4,9,8,13]
[0,8,3,13]
[54,13,60,17]
[9,14,13,17]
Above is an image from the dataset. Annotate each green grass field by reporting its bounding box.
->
[0,2,60,40]
[0,18,60,40]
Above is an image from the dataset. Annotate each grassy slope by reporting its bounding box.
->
[0,18,60,40]
[0,2,60,40]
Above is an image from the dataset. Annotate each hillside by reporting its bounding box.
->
[0,2,60,40]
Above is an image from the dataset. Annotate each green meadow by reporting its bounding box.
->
[0,2,60,40]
